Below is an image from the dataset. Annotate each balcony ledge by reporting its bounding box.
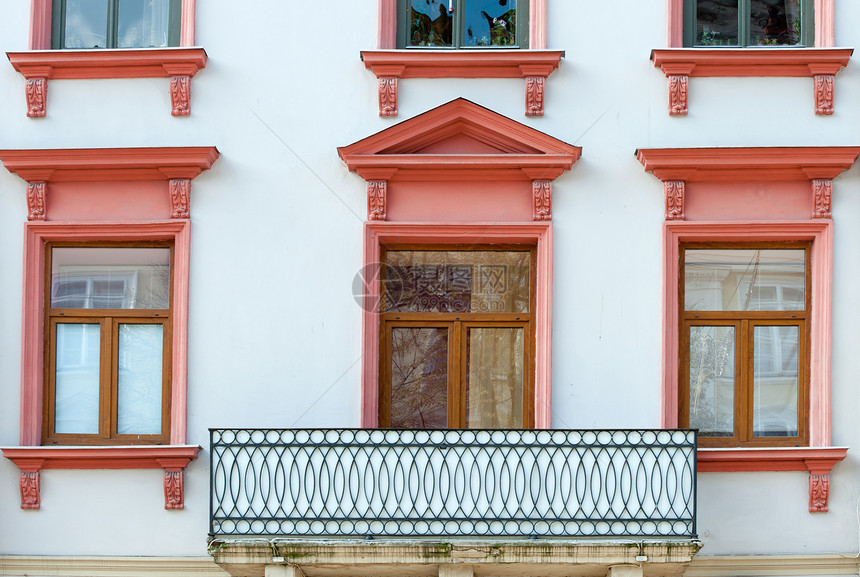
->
[208,538,703,577]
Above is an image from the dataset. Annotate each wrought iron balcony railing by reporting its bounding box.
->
[210,428,696,538]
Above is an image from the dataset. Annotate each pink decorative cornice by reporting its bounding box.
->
[637,147,860,182]
[0,146,219,184]
[651,48,852,115]
[339,98,580,184]
[698,447,847,512]
[361,51,563,116]
[2,446,200,510]
[7,48,207,116]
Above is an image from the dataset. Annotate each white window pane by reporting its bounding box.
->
[689,325,735,436]
[117,324,164,435]
[64,0,109,48]
[117,0,171,48]
[52,247,170,309]
[466,327,523,428]
[55,323,100,434]
[753,325,799,437]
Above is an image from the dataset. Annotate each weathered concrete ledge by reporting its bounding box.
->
[208,538,703,577]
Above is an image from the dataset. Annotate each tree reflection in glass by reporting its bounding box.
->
[390,328,448,428]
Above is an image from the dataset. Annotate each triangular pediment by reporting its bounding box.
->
[338,99,580,180]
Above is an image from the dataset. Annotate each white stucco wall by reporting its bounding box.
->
[0,0,858,561]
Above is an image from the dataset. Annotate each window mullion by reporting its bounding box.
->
[451,320,463,428]
[453,0,464,48]
[99,317,114,439]
[739,0,751,46]
[738,319,751,443]
[107,0,119,49]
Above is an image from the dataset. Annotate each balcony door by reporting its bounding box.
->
[379,247,535,428]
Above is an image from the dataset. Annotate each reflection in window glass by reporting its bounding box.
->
[684,249,805,312]
[51,247,170,309]
[55,323,101,434]
[750,0,801,45]
[390,328,448,428]
[753,325,799,437]
[464,0,518,46]
[408,0,453,47]
[689,325,735,437]
[118,0,171,48]
[696,0,739,45]
[64,0,109,48]
[466,327,523,428]
[384,251,530,314]
[117,324,164,435]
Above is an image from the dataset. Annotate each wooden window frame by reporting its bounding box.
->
[378,245,536,429]
[42,241,174,446]
[395,0,529,49]
[51,0,181,50]
[682,0,813,48]
[679,241,811,448]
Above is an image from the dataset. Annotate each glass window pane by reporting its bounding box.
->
[408,0,453,47]
[463,0,518,46]
[390,328,448,428]
[385,250,530,313]
[753,325,799,437]
[117,324,164,435]
[696,0,739,46]
[51,247,170,309]
[118,0,171,48]
[684,249,805,312]
[689,325,735,437]
[55,323,100,434]
[466,327,523,428]
[63,0,109,48]
[750,0,801,45]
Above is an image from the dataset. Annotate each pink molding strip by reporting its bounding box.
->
[7,48,208,117]
[698,447,847,512]
[377,0,546,50]
[361,50,563,116]
[2,445,200,510]
[29,0,198,49]
[661,221,833,449]
[665,0,834,47]
[651,48,852,115]
[362,222,553,429]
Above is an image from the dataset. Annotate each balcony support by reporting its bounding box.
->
[607,566,643,577]
[265,566,304,577]
[440,567,473,577]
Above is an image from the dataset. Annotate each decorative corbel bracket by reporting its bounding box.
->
[812,179,832,218]
[361,51,563,117]
[805,455,845,513]
[664,181,685,220]
[25,178,50,220]
[368,180,388,220]
[169,178,192,218]
[651,48,853,116]
[7,48,207,118]
[532,180,552,220]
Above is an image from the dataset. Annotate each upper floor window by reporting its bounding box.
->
[398,0,528,48]
[680,244,809,447]
[45,244,172,445]
[685,0,812,47]
[379,248,534,429]
[52,0,181,49]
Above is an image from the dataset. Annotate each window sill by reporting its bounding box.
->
[6,47,208,117]
[698,447,847,513]
[1,445,201,510]
[360,49,564,117]
[650,48,853,115]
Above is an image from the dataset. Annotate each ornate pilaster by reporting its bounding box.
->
[814,75,835,116]
[812,179,832,218]
[665,181,685,220]
[809,473,830,512]
[170,76,191,116]
[368,180,387,221]
[164,470,184,510]
[525,77,545,117]
[20,471,40,510]
[668,75,688,116]
[26,78,47,118]
[169,179,191,218]
[379,77,398,117]
[26,182,47,221]
[532,180,552,220]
